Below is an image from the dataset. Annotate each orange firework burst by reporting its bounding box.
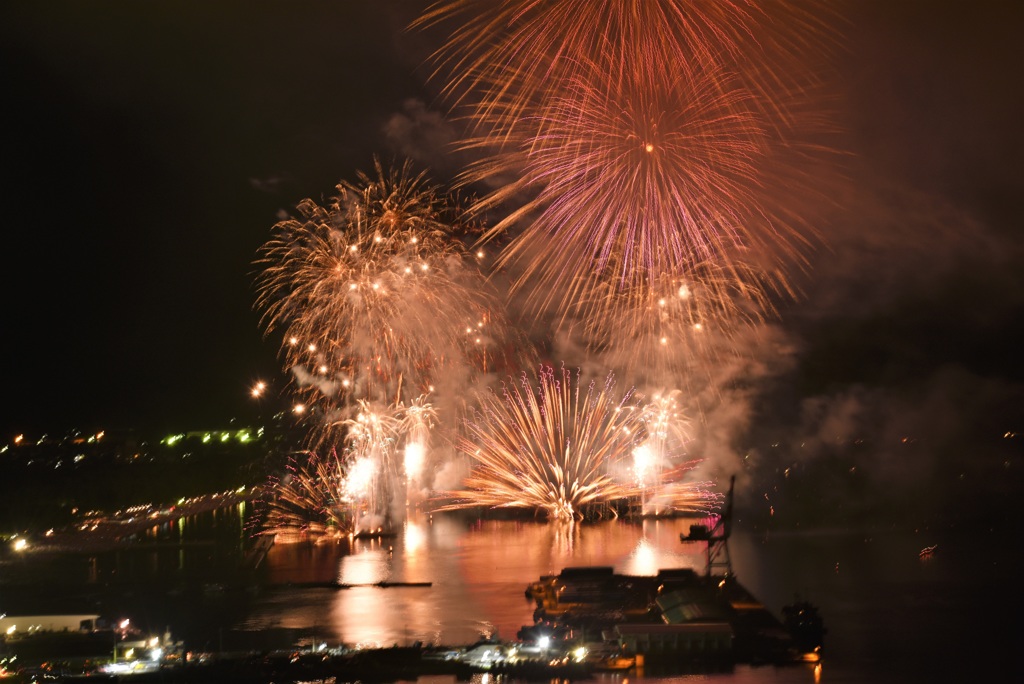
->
[255,159,519,447]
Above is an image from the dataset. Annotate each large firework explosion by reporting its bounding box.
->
[459,45,833,333]
[416,0,844,349]
[474,58,787,275]
[439,365,720,521]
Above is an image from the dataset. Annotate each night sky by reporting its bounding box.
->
[2,1,1022,522]
[1,2,429,435]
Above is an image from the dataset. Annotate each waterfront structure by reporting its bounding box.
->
[0,615,100,636]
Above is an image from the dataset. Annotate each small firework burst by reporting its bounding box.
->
[261,450,351,542]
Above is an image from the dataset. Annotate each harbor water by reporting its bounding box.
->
[3,506,1020,683]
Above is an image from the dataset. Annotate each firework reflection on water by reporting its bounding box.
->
[245,512,710,647]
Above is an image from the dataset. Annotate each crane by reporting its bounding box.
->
[680,474,735,577]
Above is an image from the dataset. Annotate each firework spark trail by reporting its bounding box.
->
[633,393,717,515]
[255,159,519,449]
[261,397,445,539]
[439,365,720,520]
[644,478,723,516]
[639,390,690,469]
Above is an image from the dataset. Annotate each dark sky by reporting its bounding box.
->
[1,0,1022,483]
